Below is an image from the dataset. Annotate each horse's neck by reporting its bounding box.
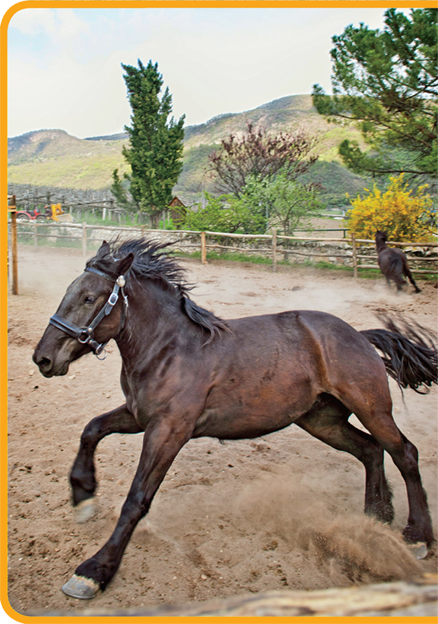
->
[115,280,184,363]
[376,239,388,252]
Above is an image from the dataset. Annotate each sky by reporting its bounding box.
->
[7,6,395,139]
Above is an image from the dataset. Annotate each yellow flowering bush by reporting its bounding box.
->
[346,174,435,242]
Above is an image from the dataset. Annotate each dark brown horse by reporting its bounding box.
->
[33,238,437,600]
[375,230,421,293]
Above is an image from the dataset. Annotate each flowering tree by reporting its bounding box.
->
[347,174,435,241]
[208,123,318,197]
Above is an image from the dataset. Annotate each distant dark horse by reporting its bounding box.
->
[33,238,437,599]
[375,230,421,293]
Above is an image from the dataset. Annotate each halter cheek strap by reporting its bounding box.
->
[49,267,129,358]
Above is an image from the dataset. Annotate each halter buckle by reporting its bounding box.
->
[108,292,119,307]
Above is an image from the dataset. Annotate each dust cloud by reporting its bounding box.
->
[234,473,422,584]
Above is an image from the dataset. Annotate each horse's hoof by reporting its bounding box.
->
[62,574,100,599]
[74,498,96,524]
[408,542,428,560]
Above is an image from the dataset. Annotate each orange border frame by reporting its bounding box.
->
[1,1,437,623]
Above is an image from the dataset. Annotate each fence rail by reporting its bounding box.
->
[8,220,438,278]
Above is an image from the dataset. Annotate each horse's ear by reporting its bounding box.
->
[117,252,134,276]
[97,241,111,257]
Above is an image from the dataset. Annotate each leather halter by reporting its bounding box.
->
[49,267,129,359]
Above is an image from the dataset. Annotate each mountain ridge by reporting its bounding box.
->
[8,94,366,205]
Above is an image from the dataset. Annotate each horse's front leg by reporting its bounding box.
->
[62,415,193,599]
[70,404,142,522]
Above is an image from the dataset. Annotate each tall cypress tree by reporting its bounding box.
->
[112,60,185,221]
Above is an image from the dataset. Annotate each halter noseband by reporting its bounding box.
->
[49,267,129,360]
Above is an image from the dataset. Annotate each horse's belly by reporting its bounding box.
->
[193,362,321,439]
[192,409,300,439]
[192,383,316,439]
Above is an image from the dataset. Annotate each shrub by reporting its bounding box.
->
[183,193,265,234]
[346,174,435,242]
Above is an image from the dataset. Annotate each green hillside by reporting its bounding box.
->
[8,129,129,189]
[8,94,368,205]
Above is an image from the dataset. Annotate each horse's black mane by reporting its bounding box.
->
[88,237,229,344]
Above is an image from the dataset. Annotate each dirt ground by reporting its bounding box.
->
[7,245,438,615]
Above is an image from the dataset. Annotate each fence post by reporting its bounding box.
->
[201,231,207,265]
[272,227,277,272]
[351,232,358,279]
[33,220,38,252]
[82,222,87,257]
[9,195,18,294]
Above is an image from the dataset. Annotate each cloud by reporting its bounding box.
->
[10,7,88,40]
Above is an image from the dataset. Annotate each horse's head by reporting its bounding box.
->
[33,242,134,377]
[375,231,388,244]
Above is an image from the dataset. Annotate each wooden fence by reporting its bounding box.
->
[7,195,18,294]
[8,220,438,278]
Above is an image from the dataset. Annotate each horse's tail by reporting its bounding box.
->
[360,314,437,393]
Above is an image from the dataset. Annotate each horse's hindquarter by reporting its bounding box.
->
[193,310,391,439]
[378,246,406,273]
[294,311,392,419]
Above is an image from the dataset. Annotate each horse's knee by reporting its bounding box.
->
[386,436,421,480]
[80,421,101,447]
[400,434,419,461]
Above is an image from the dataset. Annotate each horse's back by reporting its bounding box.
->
[225,309,384,378]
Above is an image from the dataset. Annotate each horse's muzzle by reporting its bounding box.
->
[32,349,68,377]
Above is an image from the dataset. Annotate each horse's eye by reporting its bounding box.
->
[84,296,96,305]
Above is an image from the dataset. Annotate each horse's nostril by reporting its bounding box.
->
[37,356,52,372]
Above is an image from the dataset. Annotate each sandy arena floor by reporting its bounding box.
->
[7,244,438,614]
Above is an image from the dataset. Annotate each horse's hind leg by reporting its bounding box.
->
[379,429,433,545]
[394,273,407,292]
[296,394,393,523]
[404,266,421,293]
[70,404,142,521]
[338,389,434,546]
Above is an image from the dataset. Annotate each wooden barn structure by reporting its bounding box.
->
[168,195,187,228]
